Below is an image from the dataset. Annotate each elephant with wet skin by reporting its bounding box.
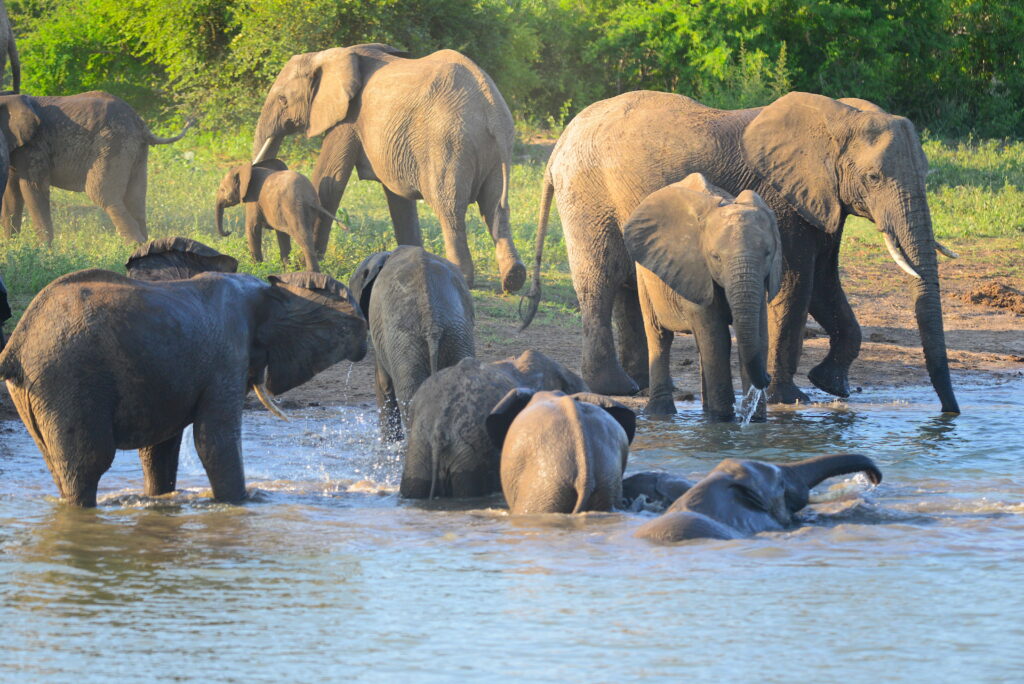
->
[0,92,191,244]
[522,91,959,414]
[634,454,882,542]
[349,246,475,441]
[486,389,636,514]
[624,173,781,418]
[125,236,239,281]
[401,350,588,500]
[216,159,346,272]
[252,43,526,292]
[0,269,367,507]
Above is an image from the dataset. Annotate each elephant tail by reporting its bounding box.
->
[518,167,554,331]
[313,205,350,230]
[567,398,594,514]
[146,118,194,146]
[0,344,21,382]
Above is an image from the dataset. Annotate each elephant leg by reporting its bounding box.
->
[807,236,860,398]
[42,425,116,507]
[124,155,149,241]
[139,431,183,496]
[20,177,53,244]
[614,281,649,390]
[192,395,246,504]
[766,228,816,405]
[638,278,676,415]
[691,297,735,420]
[477,166,526,293]
[2,171,23,237]
[312,125,359,258]
[275,230,292,266]
[435,202,475,288]
[375,361,402,442]
[102,201,146,244]
[383,187,422,247]
[246,207,264,262]
[293,219,320,272]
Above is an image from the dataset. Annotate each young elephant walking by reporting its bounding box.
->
[349,246,475,441]
[216,159,344,272]
[623,173,781,418]
[486,389,636,514]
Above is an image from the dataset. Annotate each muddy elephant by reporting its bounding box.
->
[401,350,588,499]
[486,389,635,514]
[0,92,191,244]
[349,245,475,441]
[0,269,367,506]
[635,454,882,543]
[624,173,781,418]
[215,159,346,272]
[523,91,959,414]
[125,237,239,281]
[0,1,19,94]
[252,43,526,292]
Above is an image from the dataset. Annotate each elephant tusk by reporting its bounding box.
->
[254,381,289,421]
[253,138,274,164]
[883,232,922,280]
[935,240,959,259]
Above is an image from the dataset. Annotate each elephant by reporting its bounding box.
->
[634,454,882,543]
[0,268,367,506]
[0,1,19,94]
[125,236,239,281]
[623,173,781,418]
[521,91,960,414]
[252,43,526,292]
[0,91,191,244]
[485,389,636,514]
[621,471,694,509]
[349,245,475,441]
[0,273,9,350]
[401,350,589,499]
[215,159,346,272]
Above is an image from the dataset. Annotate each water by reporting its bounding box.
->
[738,385,767,425]
[2,378,1023,681]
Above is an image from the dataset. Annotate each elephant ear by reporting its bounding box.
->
[569,392,636,444]
[734,189,783,301]
[623,184,721,307]
[485,387,537,450]
[350,43,411,59]
[677,172,734,204]
[256,272,367,395]
[254,158,289,173]
[742,92,861,234]
[308,48,362,138]
[0,94,40,148]
[347,251,391,323]
[240,164,277,203]
[722,460,784,515]
[125,237,239,281]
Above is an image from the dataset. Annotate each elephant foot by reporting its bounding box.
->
[645,396,677,416]
[807,360,851,398]
[585,363,640,397]
[501,261,527,294]
[765,380,810,405]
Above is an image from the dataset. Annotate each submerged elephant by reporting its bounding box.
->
[401,350,588,499]
[0,269,367,506]
[125,236,239,281]
[0,92,191,244]
[624,173,781,418]
[486,389,636,514]
[252,43,525,291]
[215,159,346,272]
[349,246,475,441]
[622,471,694,509]
[634,454,882,543]
[522,91,959,415]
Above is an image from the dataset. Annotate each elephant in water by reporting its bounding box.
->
[634,454,882,543]
[521,91,959,415]
[623,172,781,418]
[125,237,239,281]
[349,246,475,441]
[486,389,636,514]
[401,350,588,500]
[252,43,525,292]
[0,268,367,506]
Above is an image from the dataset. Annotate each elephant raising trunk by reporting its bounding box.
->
[780,453,883,511]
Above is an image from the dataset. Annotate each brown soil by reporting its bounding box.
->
[962,282,1024,316]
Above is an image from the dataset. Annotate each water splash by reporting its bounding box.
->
[738,385,766,426]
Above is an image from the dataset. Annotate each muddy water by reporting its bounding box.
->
[1,379,1023,681]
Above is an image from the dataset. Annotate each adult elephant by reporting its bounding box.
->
[0,0,19,94]
[523,91,959,413]
[252,43,526,293]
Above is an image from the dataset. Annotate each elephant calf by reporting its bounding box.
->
[125,236,239,281]
[349,246,475,441]
[401,350,588,499]
[486,389,636,514]
[216,159,345,272]
[623,172,781,419]
[634,454,882,543]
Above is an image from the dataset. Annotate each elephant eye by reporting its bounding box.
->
[866,172,883,184]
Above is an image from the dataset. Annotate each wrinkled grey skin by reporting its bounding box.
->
[624,173,781,418]
[523,91,959,415]
[216,158,344,272]
[349,246,475,441]
[125,237,239,281]
[0,268,367,507]
[486,389,635,514]
[0,92,191,244]
[0,1,19,94]
[635,454,882,543]
[0,273,10,351]
[621,471,694,509]
[401,350,588,499]
[253,43,525,292]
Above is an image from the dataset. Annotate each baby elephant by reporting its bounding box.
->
[623,172,781,418]
[486,389,636,514]
[215,158,344,272]
[635,454,882,543]
[125,237,238,281]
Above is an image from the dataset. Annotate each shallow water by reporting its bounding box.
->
[2,377,1023,681]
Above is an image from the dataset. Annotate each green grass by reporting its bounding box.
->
[2,135,1021,326]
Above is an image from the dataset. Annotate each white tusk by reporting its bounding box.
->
[254,381,289,421]
[252,138,274,164]
[883,232,922,279]
[935,240,959,259]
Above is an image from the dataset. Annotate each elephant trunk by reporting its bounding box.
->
[781,453,882,512]
[727,271,771,389]
[215,200,230,236]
